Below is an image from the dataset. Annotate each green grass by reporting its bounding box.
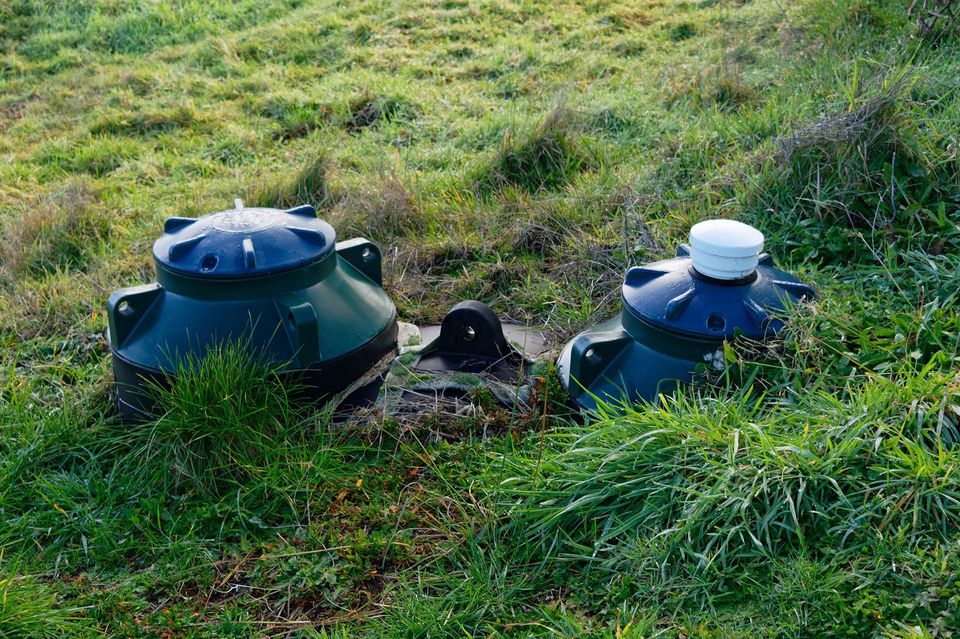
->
[500,377,960,568]
[0,559,87,638]
[2,0,960,636]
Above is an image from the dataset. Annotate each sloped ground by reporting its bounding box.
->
[1,0,960,637]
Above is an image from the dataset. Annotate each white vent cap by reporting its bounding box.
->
[689,219,764,280]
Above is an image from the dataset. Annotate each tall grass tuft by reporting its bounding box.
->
[500,371,960,571]
[0,562,87,638]
[247,151,330,209]
[345,92,419,132]
[102,342,307,499]
[0,178,110,278]
[758,64,960,263]
[475,106,597,193]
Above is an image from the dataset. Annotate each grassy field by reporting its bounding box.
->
[2,0,960,636]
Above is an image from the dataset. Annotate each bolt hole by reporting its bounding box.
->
[584,347,601,364]
[117,301,133,317]
[707,313,726,332]
[361,247,376,262]
[200,254,219,272]
[460,324,476,342]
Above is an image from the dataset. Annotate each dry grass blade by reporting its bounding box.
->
[775,71,911,166]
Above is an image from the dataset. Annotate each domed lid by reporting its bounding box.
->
[621,243,815,341]
[153,202,336,279]
[689,219,765,280]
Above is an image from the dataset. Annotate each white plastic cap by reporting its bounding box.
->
[689,219,764,280]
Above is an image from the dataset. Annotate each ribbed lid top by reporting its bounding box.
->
[621,243,815,340]
[153,203,335,279]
